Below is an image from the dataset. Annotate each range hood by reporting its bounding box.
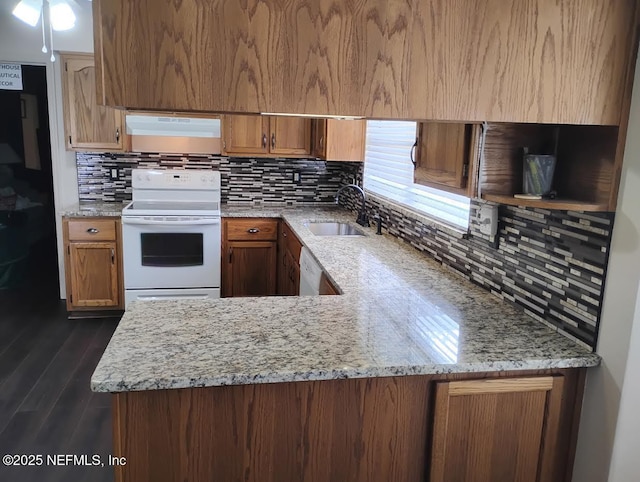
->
[125,114,221,155]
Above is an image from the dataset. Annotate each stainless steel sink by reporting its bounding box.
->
[306,222,365,236]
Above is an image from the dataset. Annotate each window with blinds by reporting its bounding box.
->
[363,120,471,229]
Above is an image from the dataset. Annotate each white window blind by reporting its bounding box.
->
[363,120,470,229]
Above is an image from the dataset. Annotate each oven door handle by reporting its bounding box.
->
[122,218,221,226]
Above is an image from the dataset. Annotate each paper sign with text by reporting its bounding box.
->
[0,63,23,90]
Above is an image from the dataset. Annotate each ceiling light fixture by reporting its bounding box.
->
[12,0,41,27]
[11,0,79,62]
[50,0,76,31]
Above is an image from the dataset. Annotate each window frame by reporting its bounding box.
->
[363,120,472,231]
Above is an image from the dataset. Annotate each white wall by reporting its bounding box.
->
[0,5,94,297]
[608,282,640,480]
[573,53,640,481]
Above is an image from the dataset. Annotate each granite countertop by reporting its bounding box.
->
[90,205,600,392]
[60,201,129,217]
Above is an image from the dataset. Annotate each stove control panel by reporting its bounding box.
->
[132,169,220,190]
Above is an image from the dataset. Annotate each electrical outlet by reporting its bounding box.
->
[110,168,119,181]
[477,205,498,236]
[293,172,300,183]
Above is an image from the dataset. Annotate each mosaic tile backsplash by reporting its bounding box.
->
[76,152,346,205]
[337,164,613,350]
[77,153,612,349]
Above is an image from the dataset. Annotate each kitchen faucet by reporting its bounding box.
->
[335,184,370,227]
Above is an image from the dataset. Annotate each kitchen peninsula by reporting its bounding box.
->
[90,207,600,482]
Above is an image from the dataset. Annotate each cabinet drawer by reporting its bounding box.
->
[67,219,117,241]
[225,219,278,241]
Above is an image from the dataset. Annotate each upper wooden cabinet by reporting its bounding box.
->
[414,122,480,197]
[414,123,471,195]
[311,119,366,162]
[93,0,639,125]
[479,123,620,211]
[223,115,270,156]
[269,117,311,156]
[61,54,124,151]
[223,115,311,158]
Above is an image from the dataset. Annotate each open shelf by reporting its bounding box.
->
[481,193,609,212]
[478,123,619,212]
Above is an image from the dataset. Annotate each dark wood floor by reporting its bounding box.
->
[0,237,119,482]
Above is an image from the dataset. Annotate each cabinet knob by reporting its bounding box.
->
[271,133,276,149]
[87,228,99,234]
[116,128,120,143]
[247,228,260,234]
[262,134,267,148]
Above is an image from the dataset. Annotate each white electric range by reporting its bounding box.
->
[121,169,221,307]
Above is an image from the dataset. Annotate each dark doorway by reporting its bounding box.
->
[0,64,58,301]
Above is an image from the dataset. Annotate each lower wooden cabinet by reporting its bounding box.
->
[63,217,124,313]
[224,241,277,297]
[319,272,339,295]
[277,221,302,296]
[110,369,585,482]
[431,376,565,482]
[222,218,278,297]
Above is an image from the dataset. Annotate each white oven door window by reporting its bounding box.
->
[122,217,221,290]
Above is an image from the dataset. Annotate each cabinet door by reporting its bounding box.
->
[284,249,300,296]
[62,55,124,151]
[324,119,366,162]
[319,272,338,295]
[223,115,269,156]
[311,119,327,158]
[431,376,564,482]
[277,225,289,295]
[414,122,471,194]
[269,117,311,156]
[67,241,119,308]
[224,241,277,297]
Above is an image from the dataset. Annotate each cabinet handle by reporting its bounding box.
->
[247,228,260,234]
[229,247,233,263]
[111,248,115,264]
[271,133,276,149]
[282,230,287,237]
[116,128,120,143]
[262,134,267,148]
[87,228,99,234]
[410,138,418,167]
[319,136,324,151]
